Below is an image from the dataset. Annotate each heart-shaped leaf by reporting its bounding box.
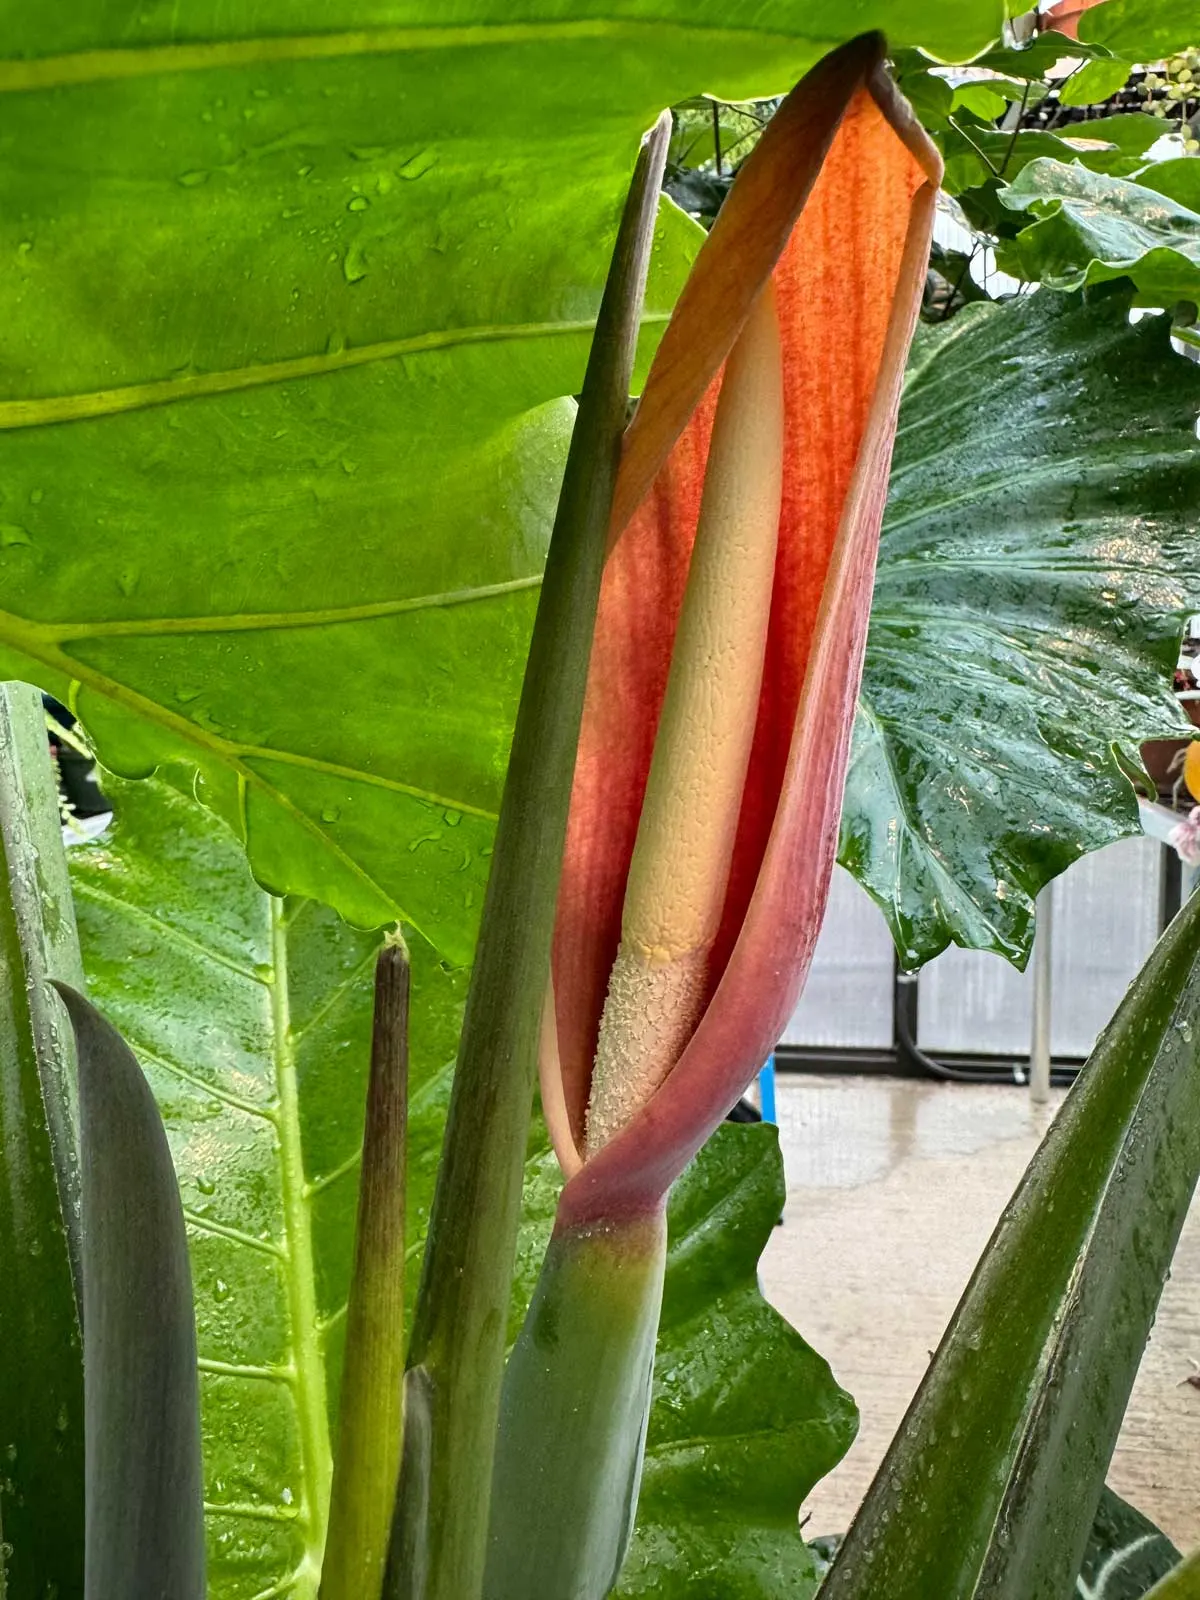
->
[0,3,1003,964]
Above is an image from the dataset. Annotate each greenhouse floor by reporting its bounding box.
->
[761,1076,1200,1551]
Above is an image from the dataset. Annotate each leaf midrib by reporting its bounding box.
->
[269,895,333,1600]
[0,18,823,94]
[0,322,664,430]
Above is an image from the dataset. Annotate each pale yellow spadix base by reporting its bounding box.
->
[586,943,709,1153]
[585,286,784,1157]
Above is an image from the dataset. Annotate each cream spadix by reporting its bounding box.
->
[586,286,784,1154]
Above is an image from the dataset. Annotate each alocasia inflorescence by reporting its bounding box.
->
[488,32,942,1597]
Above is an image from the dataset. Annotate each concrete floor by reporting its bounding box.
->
[760,1076,1200,1550]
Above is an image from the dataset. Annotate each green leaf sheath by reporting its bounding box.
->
[845,290,1200,968]
[490,1129,857,1600]
[0,4,1000,967]
[0,683,86,1600]
[616,1124,857,1600]
[320,945,410,1600]
[486,1213,668,1600]
[56,984,206,1600]
[68,769,467,1600]
[820,886,1200,1600]
[393,121,671,1600]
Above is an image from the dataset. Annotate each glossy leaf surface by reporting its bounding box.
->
[0,1,1001,964]
[820,885,1200,1599]
[615,1124,857,1599]
[0,683,86,1600]
[60,983,206,1600]
[1000,161,1200,304]
[844,289,1199,966]
[69,769,466,1600]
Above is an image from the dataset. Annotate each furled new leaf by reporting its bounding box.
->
[0,0,1002,965]
[614,1124,856,1600]
[58,982,206,1600]
[844,288,1200,967]
[999,161,1200,305]
[0,683,86,1600]
[820,884,1200,1599]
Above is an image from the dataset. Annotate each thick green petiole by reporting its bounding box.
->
[485,1213,667,1599]
[320,942,410,1600]
[390,117,673,1600]
[0,684,87,1600]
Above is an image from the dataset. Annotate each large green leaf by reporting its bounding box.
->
[0,684,86,1600]
[820,884,1200,1599]
[69,768,466,1600]
[999,160,1200,304]
[70,771,854,1599]
[842,288,1200,967]
[0,2,1002,965]
[615,1124,857,1600]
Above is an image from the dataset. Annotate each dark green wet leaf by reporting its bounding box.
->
[999,161,1200,305]
[0,0,1002,965]
[59,983,206,1600]
[614,1124,858,1600]
[820,886,1200,1599]
[0,683,86,1600]
[842,289,1200,967]
[1077,1486,1180,1599]
[69,769,467,1600]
